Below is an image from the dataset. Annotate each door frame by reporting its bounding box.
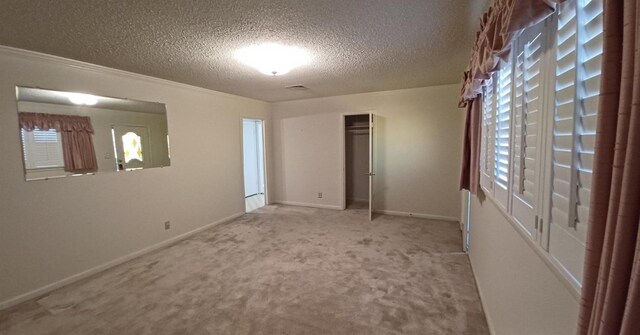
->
[240,117,269,212]
[340,111,375,211]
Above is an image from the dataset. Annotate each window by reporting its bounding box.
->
[494,60,513,207]
[122,131,143,163]
[546,0,603,285]
[479,54,514,209]
[478,0,603,290]
[21,128,64,170]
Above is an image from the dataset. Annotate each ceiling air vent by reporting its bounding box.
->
[284,84,309,91]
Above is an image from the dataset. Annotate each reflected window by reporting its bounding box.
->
[122,131,143,163]
[21,128,64,169]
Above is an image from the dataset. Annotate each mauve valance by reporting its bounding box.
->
[18,112,94,133]
[459,0,567,106]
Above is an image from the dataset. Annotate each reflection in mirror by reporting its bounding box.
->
[16,86,170,181]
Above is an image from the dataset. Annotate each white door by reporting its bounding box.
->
[113,125,151,170]
[243,120,260,196]
[242,119,266,212]
[368,113,376,221]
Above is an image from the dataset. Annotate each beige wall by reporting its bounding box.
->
[271,85,465,219]
[0,48,272,306]
[468,195,579,334]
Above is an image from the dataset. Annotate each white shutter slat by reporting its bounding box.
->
[580,152,594,171]
[583,75,601,97]
[555,134,574,150]
[584,34,603,59]
[556,52,577,79]
[583,0,603,23]
[554,163,572,183]
[556,83,576,103]
[579,169,593,189]
[555,150,573,166]
[555,118,575,135]
[582,114,598,133]
[583,95,599,116]
[581,134,596,151]
[584,54,602,80]
[556,101,575,119]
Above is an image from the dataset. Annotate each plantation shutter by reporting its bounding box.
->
[511,20,546,238]
[547,0,603,285]
[575,0,603,241]
[480,77,497,192]
[494,59,512,207]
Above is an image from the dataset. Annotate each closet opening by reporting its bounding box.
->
[344,114,371,211]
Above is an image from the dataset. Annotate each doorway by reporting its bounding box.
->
[344,114,376,220]
[242,118,266,212]
[112,125,151,171]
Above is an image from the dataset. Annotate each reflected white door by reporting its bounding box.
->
[368,113,376,221]
[243,119,266,211]
[113,125,151,170]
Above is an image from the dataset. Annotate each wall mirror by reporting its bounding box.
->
[16,86,170,181]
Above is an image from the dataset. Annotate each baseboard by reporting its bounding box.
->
[272,200,342,210]
[468,254,497,335]
[0,211,244,310]
[373,209,459,222]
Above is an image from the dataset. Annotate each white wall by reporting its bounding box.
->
[468,195,580,334]
[0,47,272,306]
[271,85,464,219]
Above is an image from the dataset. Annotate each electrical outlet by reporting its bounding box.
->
[164,221,170,230]
[318,192,323,198]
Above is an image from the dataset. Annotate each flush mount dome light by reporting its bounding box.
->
[67,92,98,106]
[235,43,311,76]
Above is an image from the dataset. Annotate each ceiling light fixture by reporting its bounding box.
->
[67,93,98,106]
[235,43,311,76]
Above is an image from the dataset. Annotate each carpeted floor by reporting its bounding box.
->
[0,205,489,334]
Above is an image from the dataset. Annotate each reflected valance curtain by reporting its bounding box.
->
[18,112,98,173]
[459,0,565,194]
[578,0,640,333]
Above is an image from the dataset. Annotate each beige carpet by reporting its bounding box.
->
[0,205,489,334]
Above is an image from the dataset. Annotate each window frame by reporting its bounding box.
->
[476,0,603,297]
[20,128,65,171]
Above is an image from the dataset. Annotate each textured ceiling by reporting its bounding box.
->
[0,1,488,102]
